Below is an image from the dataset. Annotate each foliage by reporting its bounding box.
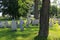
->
[2,0,20,19]
[2,0,8,16]
[2,0,34,18]
[18,0,34,17]
[8,0,20,19]
[50,5,57,17]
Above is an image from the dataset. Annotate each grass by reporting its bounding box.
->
[48,23,60,40]
[0,25,39,40]
[0,20,60,40]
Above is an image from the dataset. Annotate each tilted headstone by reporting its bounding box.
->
[11,19,17,31]
[31,19,39,25]
[19,18,24,31]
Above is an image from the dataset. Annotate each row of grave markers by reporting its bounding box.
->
[49,17,60,27]
[0,19,25,31]
[0,18,60,30]
[1,17,60,30]
[1,17,60,31]
[0,18,39,31]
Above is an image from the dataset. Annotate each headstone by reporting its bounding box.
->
[58,18,60,25]
[16,21,18,27]
[4,20,10,28]
[26,18,31,27]
[31,19,39,25]
[49,18,53,27]
[53,16,57,24]
[19,18,24,31]
[26,12,31,27]
[11,19,17,31]
[0,21,3,28]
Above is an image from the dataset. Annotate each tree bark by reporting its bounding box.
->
[38,0,50,40]
[34,0,39,19]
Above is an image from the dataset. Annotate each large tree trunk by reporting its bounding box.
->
[38,0,50,40]
[34,0,39,19]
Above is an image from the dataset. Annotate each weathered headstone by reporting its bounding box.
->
[19,18,24,31]
[11,19,17,31]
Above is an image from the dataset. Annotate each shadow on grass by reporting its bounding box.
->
[0,30,16,40]
[0,27,39,40]
[0,28,31,40]
[34,34,48,40]
[34,36,48,40]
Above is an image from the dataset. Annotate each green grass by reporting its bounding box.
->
[0,25,39,40]
[0,23,60,40]
[48,23,60,40]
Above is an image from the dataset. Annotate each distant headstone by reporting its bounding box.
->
[19,18,24,31]
[53,16,57,24]
[49,18,54,27]
[0,21,3,28]
[26,16,31,27]
[31,19,39,25]
[58,19,60,25]
[4,20,10,28]
[49,20,53,27]
[16,21,18,27]
[53,15,57,24]
[26,13,32,27]
[11,19,17,31]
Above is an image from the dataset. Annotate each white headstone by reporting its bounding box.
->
[11,19,17,31]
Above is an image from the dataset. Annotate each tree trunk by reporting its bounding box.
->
[38,0,50,40]
[34,0,39,19]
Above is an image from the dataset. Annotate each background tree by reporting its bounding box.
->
[18,0,33,17]
[51,0,57,16]
[49,5,57,17]
[8,0,20,19]
[2,0,8,16]
[2,0,34,18]
[34,0,39,19]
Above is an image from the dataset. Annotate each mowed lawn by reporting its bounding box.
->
[0,23,60,40]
